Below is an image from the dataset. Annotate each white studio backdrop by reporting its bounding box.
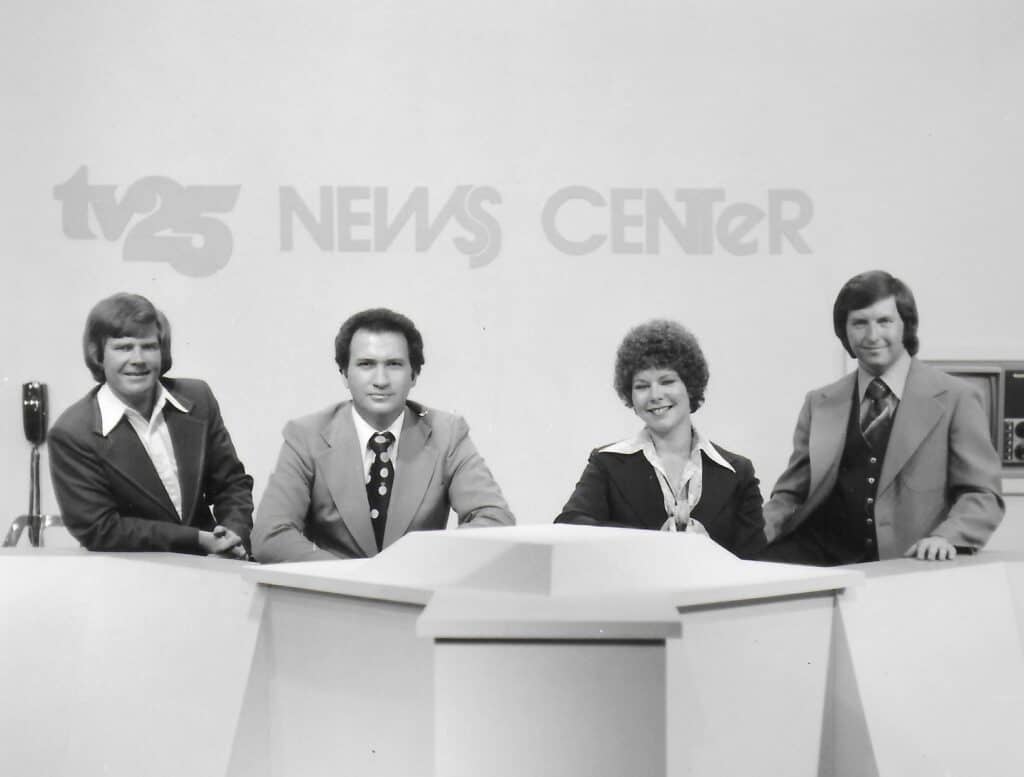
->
[2,0,1022,530]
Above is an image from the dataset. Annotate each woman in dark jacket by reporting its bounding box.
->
[555,319,766,559]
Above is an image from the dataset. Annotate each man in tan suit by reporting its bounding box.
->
[252,308,514,562]
[760,271,1004,564]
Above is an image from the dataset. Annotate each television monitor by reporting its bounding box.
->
[924,360,1024,473]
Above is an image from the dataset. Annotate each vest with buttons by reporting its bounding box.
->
[799,384,892,563]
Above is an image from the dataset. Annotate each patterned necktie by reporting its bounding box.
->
[365,431,395,551]
[860,378,894,451]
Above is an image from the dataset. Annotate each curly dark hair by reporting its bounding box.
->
[334,308,425,377]
[613,320,708,412]
[832,270,920,357]
[83,293,173,383]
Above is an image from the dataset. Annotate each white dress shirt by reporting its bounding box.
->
[600,425,735,533]
[97,383,187,519]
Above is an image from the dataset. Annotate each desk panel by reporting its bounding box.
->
[0,552,263,777]
[4,533,1024,777]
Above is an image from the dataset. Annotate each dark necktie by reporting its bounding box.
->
[365,431,395,551]
[861,378,894,452]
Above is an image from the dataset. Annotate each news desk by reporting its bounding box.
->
[3,525,1023,777]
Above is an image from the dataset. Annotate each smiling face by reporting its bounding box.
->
[845,295,907,376]
[630,367,692,437]
[101,326,162,417]
[342,328,417,429]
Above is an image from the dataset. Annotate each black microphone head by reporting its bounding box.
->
[22,382,48,445]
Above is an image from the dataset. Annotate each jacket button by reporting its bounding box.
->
[866,497,874,505]
[869,457,878,465]
[867,477,876,485]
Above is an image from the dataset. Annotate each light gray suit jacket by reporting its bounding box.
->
[252,401,514,562]
[764,359,1004,559]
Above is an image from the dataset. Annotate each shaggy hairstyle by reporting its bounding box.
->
[334,308,425,377]
[613,319,709,412]
[83,293,172,383]
[832,270,920,357]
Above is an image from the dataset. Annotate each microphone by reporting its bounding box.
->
[23,382,48,446]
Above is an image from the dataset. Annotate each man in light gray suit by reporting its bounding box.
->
[252,308,514,563]
[760,271,1003,565]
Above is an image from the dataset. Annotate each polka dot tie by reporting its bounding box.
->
[366,431,395,551]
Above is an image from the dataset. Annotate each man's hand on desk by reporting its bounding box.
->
[198,526,249,560]
[905,536,957,561]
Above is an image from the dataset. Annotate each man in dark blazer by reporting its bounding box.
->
[48,294,253,556]
[760,271,1004,564]
[252,308,514,563]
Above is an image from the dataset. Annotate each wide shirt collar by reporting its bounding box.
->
[350,405,407,459]
[97,382,188,436]
[599,425,736,473]
[857,349,912,402]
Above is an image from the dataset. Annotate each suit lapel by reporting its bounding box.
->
[383,411,435,547]
[164,400,203,525]
[691,454,734,521]
[807,374,855,504]
[878,360,944,495]
[95,418,179,522]
[321,408,378,558]
[606,453,665,529]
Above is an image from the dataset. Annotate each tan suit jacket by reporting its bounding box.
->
[764,359,1004,559]
[252,401,513,562]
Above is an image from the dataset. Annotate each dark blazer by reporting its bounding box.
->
[48,378,254,554]
[252,400,514,563]
[763,358,1004,558]
[555,442,767,558]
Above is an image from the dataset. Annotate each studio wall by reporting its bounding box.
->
[2,1,1022,536]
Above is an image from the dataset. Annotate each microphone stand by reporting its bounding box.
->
[3,382,62,547]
